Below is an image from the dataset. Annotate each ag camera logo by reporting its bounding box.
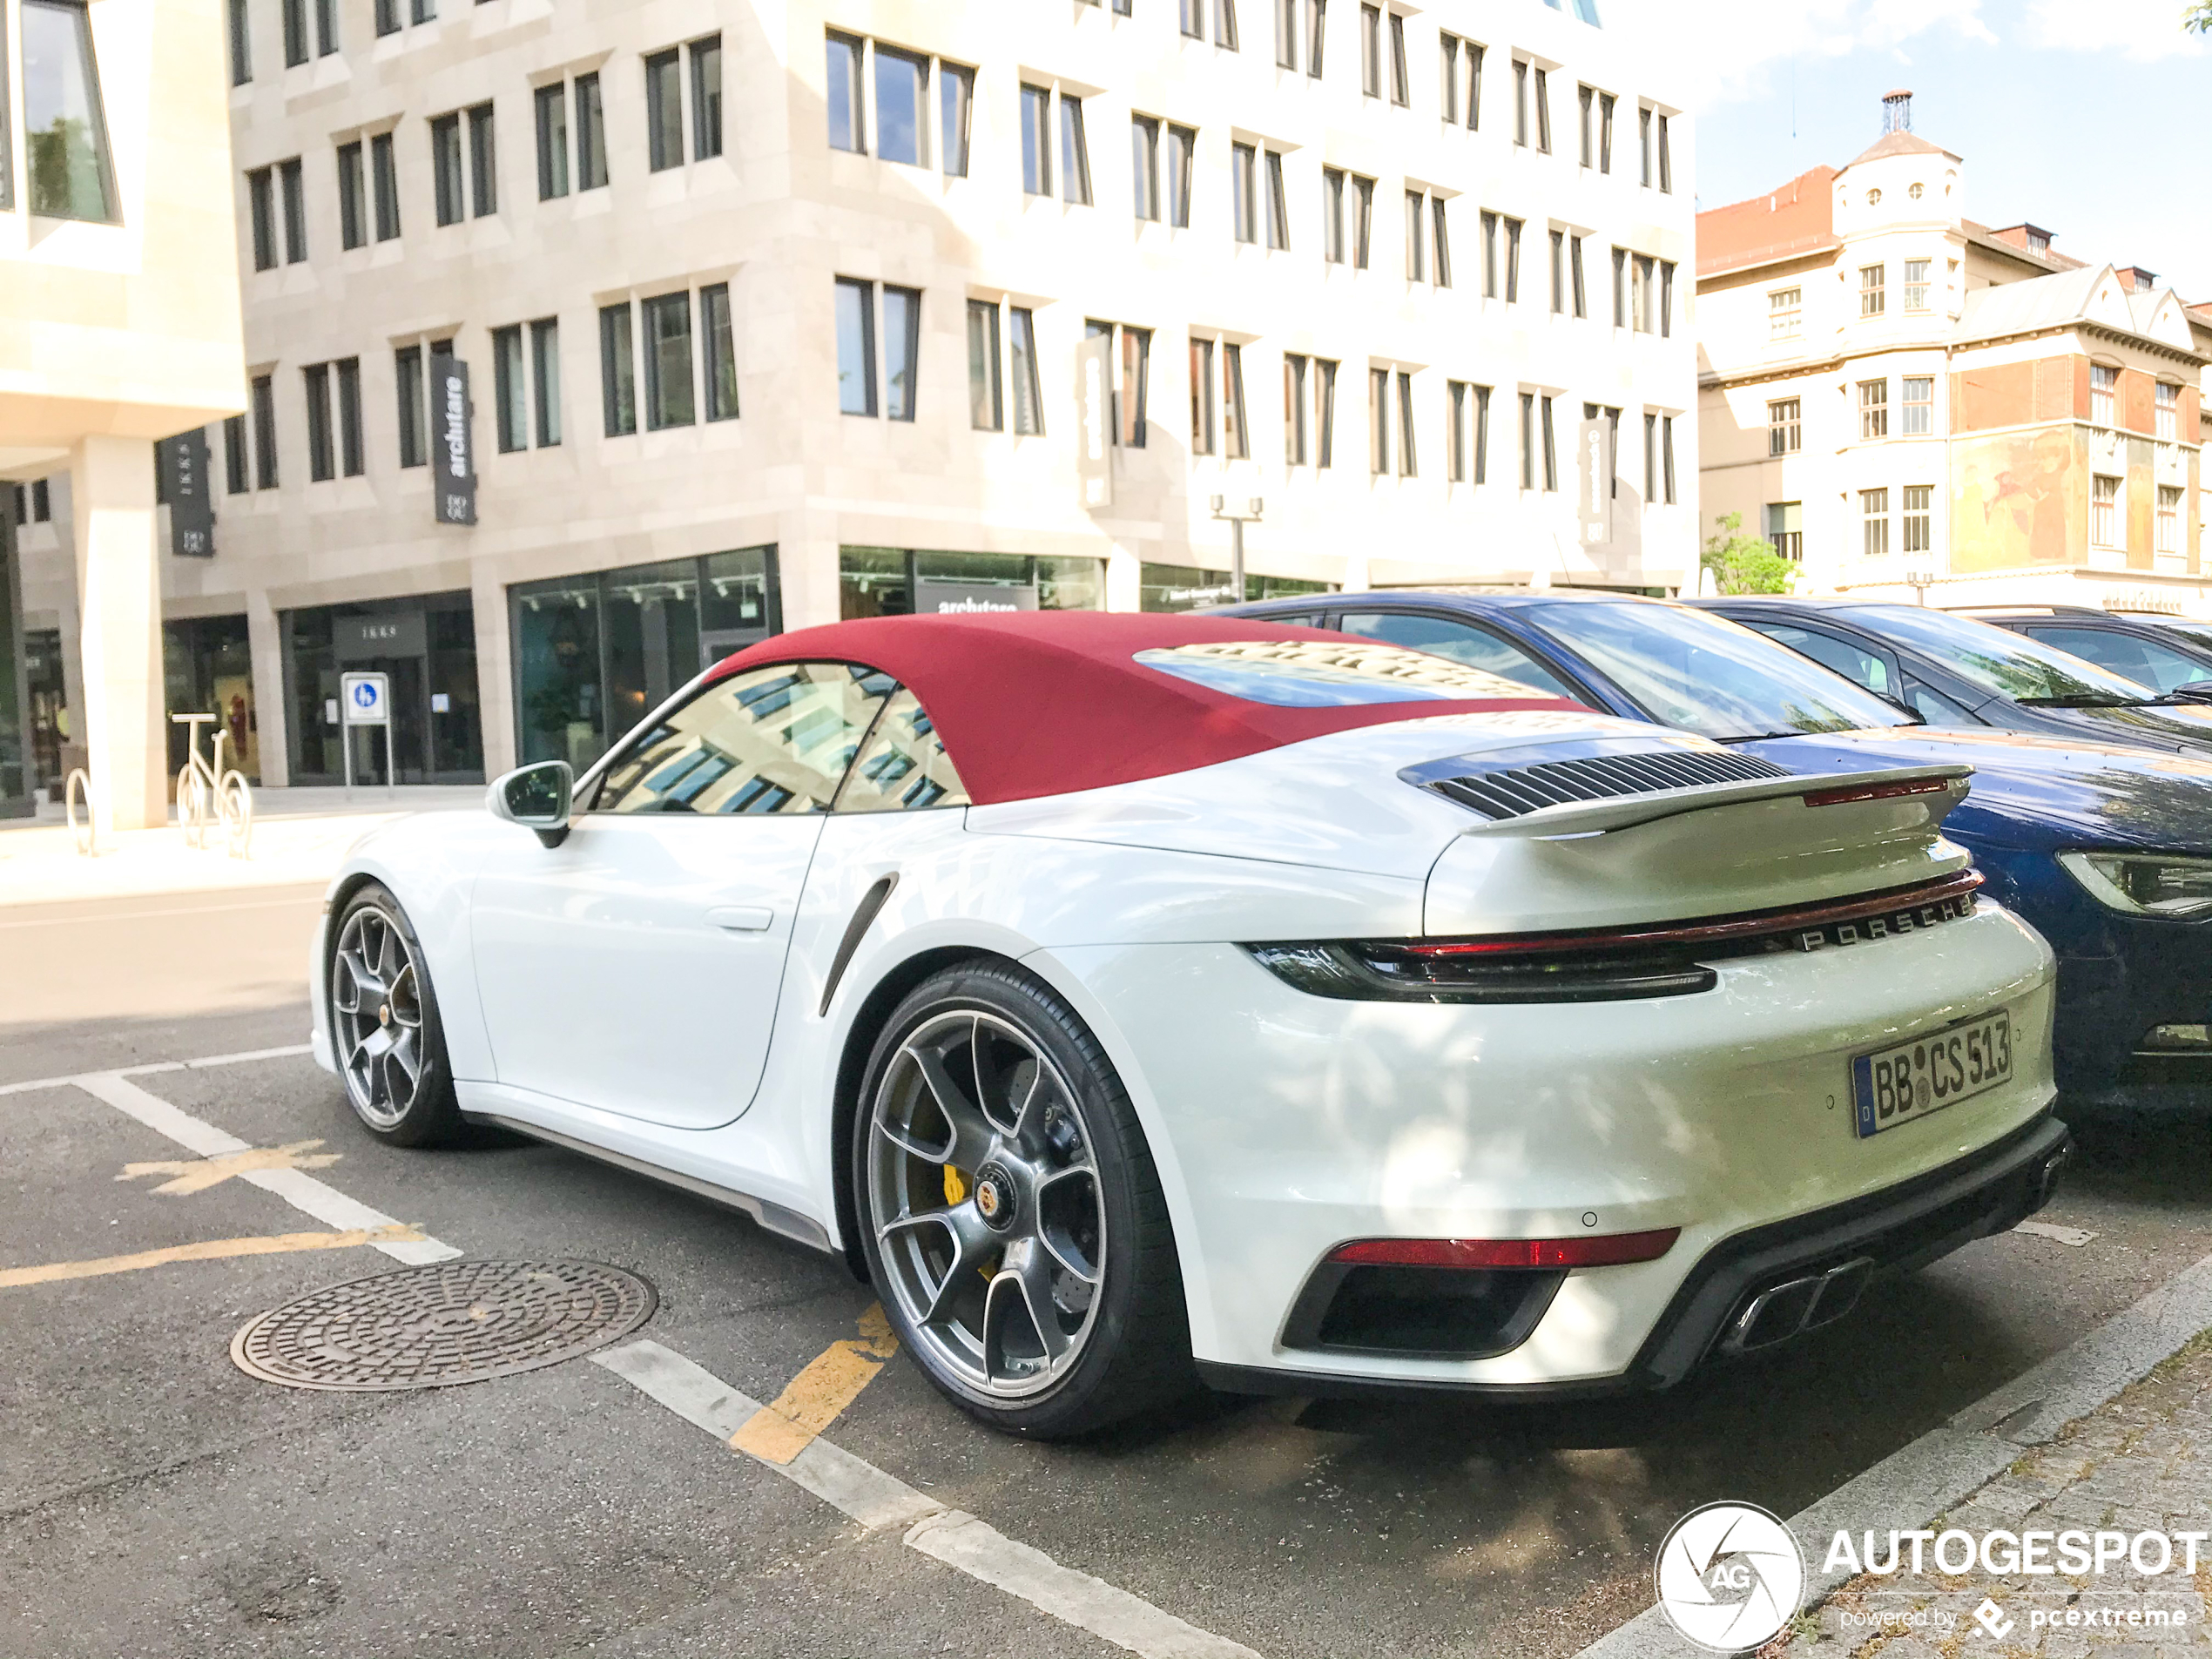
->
[1656,1502,1807,1652]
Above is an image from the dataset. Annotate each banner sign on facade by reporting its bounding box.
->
[334,612,428,661]
[161,429,217,558]
[914,578,1039,615]
[1577,418,1613,547]
[1075,334,1114,509]
[434,357,477,527]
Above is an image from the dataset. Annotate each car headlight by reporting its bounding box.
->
[2058,852,2212,921]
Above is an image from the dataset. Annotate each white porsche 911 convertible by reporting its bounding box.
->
[312,612,2069,1436]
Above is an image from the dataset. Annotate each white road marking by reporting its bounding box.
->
[0,1042,312,1098]
[69,1070,459,1266]
[2013,1219,2097,1247]
[591,1339,1260,1659]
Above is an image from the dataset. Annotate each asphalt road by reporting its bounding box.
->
[3,888,2208,1659]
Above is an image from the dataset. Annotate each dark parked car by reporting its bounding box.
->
[1219,587,2212,1109]
[1957,606,2212,703]
[1687,596,2212,759]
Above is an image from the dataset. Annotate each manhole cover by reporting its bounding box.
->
[231,1259,656,1392]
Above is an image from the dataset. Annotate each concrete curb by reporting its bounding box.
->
[1573,1249,2212,1659]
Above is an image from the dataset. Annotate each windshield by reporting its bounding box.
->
[1134,639,1541,706]
[1521,601,1911,739]
[1844,606,2156,703]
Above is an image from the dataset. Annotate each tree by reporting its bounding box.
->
[2188,0,2211,32]
[1702,512,1797,595]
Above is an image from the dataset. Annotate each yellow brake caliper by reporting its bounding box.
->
[942,1163,969,1206]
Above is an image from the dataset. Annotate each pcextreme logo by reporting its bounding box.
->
[1655,1502,1808,1653]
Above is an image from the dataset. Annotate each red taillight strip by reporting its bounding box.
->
[1400,869,1983,959]
[1329,1229,1681,1270]
[1802,776,1955,808]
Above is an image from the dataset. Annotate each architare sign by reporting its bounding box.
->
[434,357,476,526]
[1075,334,1113,509]
[160,429,216,558]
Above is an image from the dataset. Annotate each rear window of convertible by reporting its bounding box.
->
[1135,640,1539,706]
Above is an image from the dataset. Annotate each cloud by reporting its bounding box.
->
[1616,0,1999,104]
[2023,0,2206,58]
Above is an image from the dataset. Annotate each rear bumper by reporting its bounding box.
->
[1197,1111,2070,1402]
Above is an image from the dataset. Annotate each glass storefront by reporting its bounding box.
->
[1139,563,1338,612]
[510,546,779,770]
[840,548,1105,618]
[163,615,258,783]
[282,592,484,786]
[24,628,65,793]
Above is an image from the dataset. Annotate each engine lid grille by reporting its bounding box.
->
[1406,741,1796,821]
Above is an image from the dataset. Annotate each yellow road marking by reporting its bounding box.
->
[117,1139,342,1195]
[0,1224,423,1288]
[730,1304,900,1466]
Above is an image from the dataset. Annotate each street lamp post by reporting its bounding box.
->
[1208,494,1264,604]
[1905,569,1934,606]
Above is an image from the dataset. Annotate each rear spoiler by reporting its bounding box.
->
[1450,764,1972,840]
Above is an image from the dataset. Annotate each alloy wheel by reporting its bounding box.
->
[867,1009,1108,1400]
[331,905,427,1129]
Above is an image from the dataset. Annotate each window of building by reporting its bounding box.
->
[691,34,724,160]
[532,317,564,443]
[1660,261,1675,337]
[282,0,306,65]
[1858,263,1885,317]
[1512,57,1528,145]
[642,292,696,430]
[1858,379,1888,440]
[2091,363,2116,428]
[1405,190,1425,281]
[2159,485,2182,555]
[1388,10,1409,105]
[1902,484,1932,553]
[224,415,250,495]
[1276,0,1299,67]
[1903,259,1930,312]
[1009,307,1043,435]
[535,84,570,200]
[1087,320,1151,447]
[600,302,638,435]
[1569,234,1586,317]
[314,0,338,54]
[1223,342,1250,459]
[1539,395,1561,492]
[2156,381,2178,442]
[873,45,928,168]
[572,73,607,189]
[370,132,401,239]
[467,103,496,217]
[1520,392,1538,489]
[1132,116,1160,221]
[941,62,974,178]
[1216,0,1240,49]
[1503,216,1521,301]
[274,158,306,261]
[1901,376,1933,436]
[1861,488,1889,556]
[828,33,866,152]
[1611,245,1626,326]
[21,1,118,223]
[494,327,529,453]
[644,50,683,171]
[1481,212,1498,296]
[1166,124,1196,227]
[1314,357,1338,467]
[1448,381,1490,484]
[1764,501,1802,560]
[1307,0,1326,76]
[1597,91,1614,170]
[1231,143,1256,243]
[834,280,922,421]
[1284,352,1309,465]
[1534,67,1552,152]
[1397,370,1418,477]
[834,280,875,417]
[1019,84,1050,195]
[1631,253,1653,332]
[430,113,464,226]
[1371,368,1390,475]
[395,345,426,466]
[1768,398,1800,456]
[1440,33,1460,120]
[1637,104,1651,184]
[1359,3,1381,96]
[1461,37,1485,129]
[1548,227,1563,314]
[1180,0,1203,36]
[1352,174,1374,268]
[1769,287,1800,340]
[1433,198,1452,287]
[1190,337,1215,456]
[229,0,251,82]
[968,300,1002,431]
[1323,167,1345,262]
[304,362,334,482]
[337,142,367,248]
[251,373,278,489]
[1641,411,1655,501]
[246,166,276,271]
[1656,112,1671,192]
[1578,84,1594,165]
[1265,150,1290,249]
[2092,474,2120,546]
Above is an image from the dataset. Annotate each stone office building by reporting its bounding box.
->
[12,0,1696,790]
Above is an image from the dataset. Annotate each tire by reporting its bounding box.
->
[853,960,1200,1439]
[327,881,462,1147]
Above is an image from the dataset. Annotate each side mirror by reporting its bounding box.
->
[488,761,574,847]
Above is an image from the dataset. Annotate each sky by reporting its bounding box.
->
[1615,0,2212,299]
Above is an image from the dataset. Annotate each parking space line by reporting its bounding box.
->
[591,1339,1263,1659]
[0,1224,423,1288]
[731,1304,900,1465]
[71,1071,462,1266]
[0,1042,312,1100]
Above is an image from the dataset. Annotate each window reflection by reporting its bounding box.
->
[836,688,970,811]
[594,662,893,814]
[23,0,118,224]
[1136,640,1535,706]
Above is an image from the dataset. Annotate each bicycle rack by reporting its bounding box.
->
[64,768,95,858]
[172,712,255,860]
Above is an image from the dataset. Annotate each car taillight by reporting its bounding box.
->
[1328,1231,1680,1269]
[1244,939,1717,1003]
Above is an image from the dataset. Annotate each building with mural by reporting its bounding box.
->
[1696,92,2205,616]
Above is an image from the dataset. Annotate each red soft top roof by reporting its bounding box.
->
[705,611,1585,805]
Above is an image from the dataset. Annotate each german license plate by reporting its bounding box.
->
[1851,1010,2013,1137]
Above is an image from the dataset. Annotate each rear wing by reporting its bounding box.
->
[1449,764,1970,840]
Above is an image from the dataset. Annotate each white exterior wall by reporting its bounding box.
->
[18,0,1696,783]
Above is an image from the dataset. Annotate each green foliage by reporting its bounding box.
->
[1702,512,1797,596]
[2188,0,2212,32]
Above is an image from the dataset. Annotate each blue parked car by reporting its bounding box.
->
[1219,588,2212,1110]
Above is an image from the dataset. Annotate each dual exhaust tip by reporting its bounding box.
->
[1720,1257,1875,1356]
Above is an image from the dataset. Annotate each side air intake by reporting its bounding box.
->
[1409,746,1795,821]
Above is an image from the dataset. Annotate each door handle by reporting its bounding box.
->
[707,906,774,933]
